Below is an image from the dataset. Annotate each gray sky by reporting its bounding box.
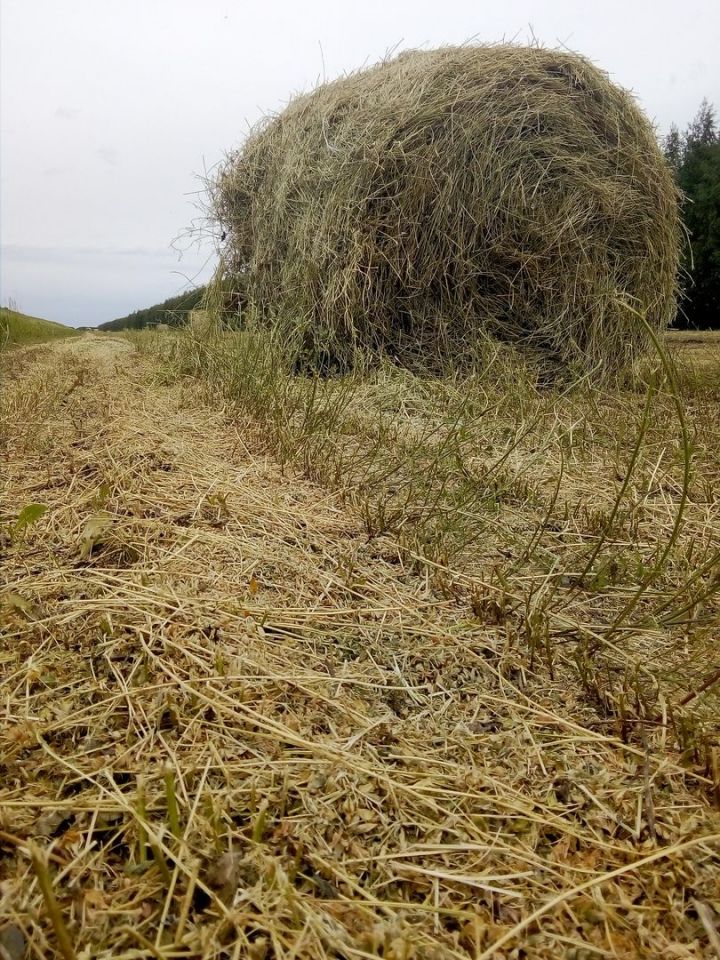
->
[2,0,718,328]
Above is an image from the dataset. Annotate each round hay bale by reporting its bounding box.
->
[212,44,680,375]
[187,309,217,338]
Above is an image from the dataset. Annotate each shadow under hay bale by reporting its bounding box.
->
[212,44,681,377]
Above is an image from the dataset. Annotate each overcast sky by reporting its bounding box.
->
[2,0,719,328]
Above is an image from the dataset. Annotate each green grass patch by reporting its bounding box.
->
[0,307,80,349]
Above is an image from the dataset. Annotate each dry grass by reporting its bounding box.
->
[1,333,719,958]
[669,330,720,380]
[212,44,680,375]
[147,321,720,729]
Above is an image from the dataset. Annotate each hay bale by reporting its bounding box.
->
[212,44,680,374]
[187,309,217,338]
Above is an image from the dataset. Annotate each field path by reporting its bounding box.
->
[1,335,718,959]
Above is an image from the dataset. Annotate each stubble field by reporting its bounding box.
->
[1,329,719,958]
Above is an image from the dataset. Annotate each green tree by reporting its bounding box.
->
[685,98,716,148]
[670,100,720,329]
[98,286,206,331]
[663,123,683,174]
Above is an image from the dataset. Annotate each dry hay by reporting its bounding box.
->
[1,337,719,958]
[188,310,218,338]
[212,44,680,374]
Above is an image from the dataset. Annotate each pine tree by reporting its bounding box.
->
[685,98,717,148]
[663,123,683,173]
[669,100,720,329]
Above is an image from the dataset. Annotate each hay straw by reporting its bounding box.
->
[1,334,718,958]
[212,44,681,375]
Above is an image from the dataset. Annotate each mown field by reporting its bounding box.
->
[1,327,719,959]
[0,308,80,349]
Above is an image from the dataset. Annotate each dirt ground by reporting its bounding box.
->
[1,335,719,959]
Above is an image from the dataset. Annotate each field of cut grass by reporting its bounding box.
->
[1,327,719,958]
[668,328,720,369]
[141,324,720,729]
[0,307,80,349]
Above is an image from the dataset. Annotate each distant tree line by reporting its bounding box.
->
[664,99,720,329]
[98,286,206,332]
